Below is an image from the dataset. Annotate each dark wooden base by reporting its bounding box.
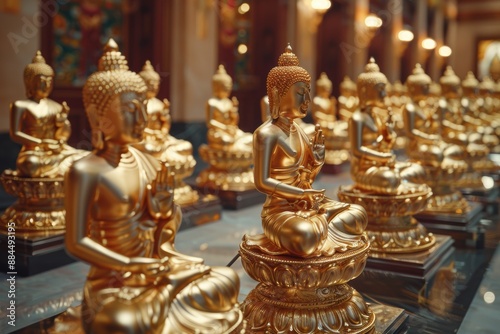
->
[415,202,484,248]
[0,232,75,277]
[371,304,408,334]
[321,161,350,175]
[179,194,222,230]
[351,234,455,307]
[461,186,500,216]
[195,187,265,210]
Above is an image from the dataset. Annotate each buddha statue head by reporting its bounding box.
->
[392,80,405,96]
[340,75,357,97]
[83,39,148,150]
[212,64,233,99]
[266,44,311,119]
[315,72,333,98]
[357,58,388,109]
[24,51,55,100]
[139,60,161,99]
[439,66,461,98]
[461,71,479,97]
[478,76,495,96]
[406,63,431,101]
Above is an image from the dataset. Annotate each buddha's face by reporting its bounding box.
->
[442,84,460,98]
[363,82,386,108]
[104,91,148,144]
[30,74,53,100]
[317,84,332,98]
[279,81,310,119]
[409,82,429,101]
[145,79,160,99]
[213,80,232,99]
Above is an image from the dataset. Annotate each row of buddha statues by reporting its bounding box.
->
[1,38,499,333]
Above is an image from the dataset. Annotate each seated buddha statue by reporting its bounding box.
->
[0,51,87,236]
[337,75,358,121]
[136,61,198,206]
[197,65,254,192]
[9,51,86,178]
[248,49,368,257]
[240,45,375,333]
[206,64,252,152]
[405,64,466,169]
[388,80,409,150]
[64,40,242,333]
[461,72,499,151]
[311,72,350,165]
[350,58,426,195]
[438,66,490,160]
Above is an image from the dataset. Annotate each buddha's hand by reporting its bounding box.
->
[128,256,169,276]
[312,124,325,162]
[296,189,325,210]
[147,162,175,220]
[41,138,61,151]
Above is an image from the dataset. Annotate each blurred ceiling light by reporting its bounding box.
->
[422,38,437,50]
[365,14,383,29]
[311,0,331,13]
[438,45,452,57]
[481,176,494,189]
[398,29,414,42]
[238,3,250,15]
[237,44,248,54]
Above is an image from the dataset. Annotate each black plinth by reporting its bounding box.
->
[371,304,408,334]
[0,232,75,277]
[321,161,350,175]
[351,234,455,307]
[415,202,484,248]
[194,187,265,210]
[460,186,500,216]
[179,194,222,230]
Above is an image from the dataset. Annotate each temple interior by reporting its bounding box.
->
[0,1,500,333]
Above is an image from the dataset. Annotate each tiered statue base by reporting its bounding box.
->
[0,171,74,276]
[0,231,75,276]
[179,194,223,230]
[337,183,436,253]
[239,235,379,333]
[415,200,484,248]
[350,234,455,307]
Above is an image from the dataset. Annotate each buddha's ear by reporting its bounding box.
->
[271,86,280,119]
[86,104,100,129]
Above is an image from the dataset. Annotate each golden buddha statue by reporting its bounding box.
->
[10,51,86,178]
[349,58,427,195]
[311,72,350,165]
[197,64,255,192]
[1,51,87,235]
[337,75,359,121]
[439,67,499,180]
[388,80,409,150]
[428,81,442,111]
[403,63,469,214]
[239,45,375,333]
[136,60,198,206]
[338,60,435,253]
[461,72,500,152]
[63,39,242,333]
